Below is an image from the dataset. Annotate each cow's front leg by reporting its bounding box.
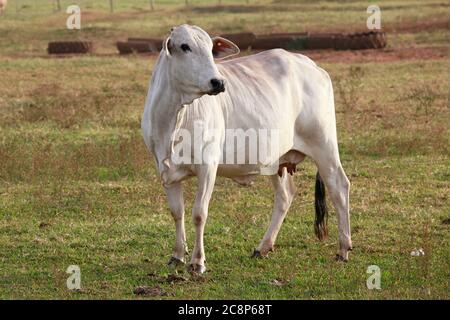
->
[253,170,296,257]
[165,183,188,266]
[188,164,218,274]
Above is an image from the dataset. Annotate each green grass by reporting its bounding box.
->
[0,0,449,299]
[0,56,448,299]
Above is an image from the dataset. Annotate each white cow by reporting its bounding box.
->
[0,0,7,15]
[142,25,352,274]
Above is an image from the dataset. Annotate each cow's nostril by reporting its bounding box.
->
[210,78,222,89]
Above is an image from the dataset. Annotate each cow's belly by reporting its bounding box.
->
[161,148,306,187]
[217,164,259,176]
[160,163,259,187]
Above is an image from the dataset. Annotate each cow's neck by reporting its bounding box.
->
[147,54,189,166]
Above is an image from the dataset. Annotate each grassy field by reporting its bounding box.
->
[0,0,449,299]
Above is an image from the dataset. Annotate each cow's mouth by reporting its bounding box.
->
[207,87,225,96]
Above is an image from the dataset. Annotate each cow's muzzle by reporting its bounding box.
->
[208,78,225,95]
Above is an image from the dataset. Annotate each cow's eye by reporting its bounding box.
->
[180,44,191,52]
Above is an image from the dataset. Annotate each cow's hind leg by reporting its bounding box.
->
[312,150,352,261]
[165,183,188,266]
[253,170,296,257]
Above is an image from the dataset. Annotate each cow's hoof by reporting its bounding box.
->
[335,254,348,262]
[168,256,185,267]
[251,250,264,258]
[251,246,273,258]
[187,263,206,274]
[251,250,262,258]
[252,249,272,259]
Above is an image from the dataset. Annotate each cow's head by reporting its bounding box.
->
[163,25,239,101]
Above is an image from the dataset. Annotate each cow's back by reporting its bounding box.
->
[219,49,331,129]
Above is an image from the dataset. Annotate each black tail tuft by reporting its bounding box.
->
[314,171,328,241]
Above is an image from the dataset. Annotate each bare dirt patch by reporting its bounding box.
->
[133,286,168,297]
[384,18,450,33]
[300,17,450,35]
[300,46,449,63]
[187,5,286,14]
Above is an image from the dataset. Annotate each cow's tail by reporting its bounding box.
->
[314,171,328,241]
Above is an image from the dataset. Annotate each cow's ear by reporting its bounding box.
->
[211,37,240,60]
[163,37,172,57]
